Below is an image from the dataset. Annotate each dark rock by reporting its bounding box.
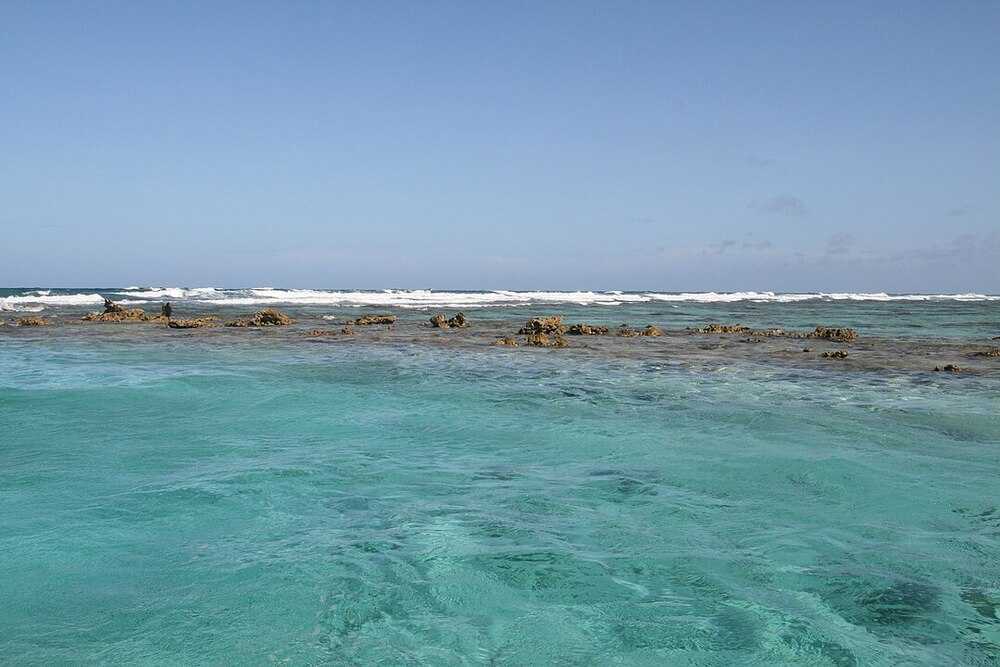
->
[524,332,568,348]
[16,316,50,326]
[429,312,468,329]
[822,350,849,359]
[934,364,962,373]
[161,302,172,318]
[494,336,519,347]
[974,347,1000,358]
[226,309,294,327]
[167,317,219,329]
[518,316,566,336]
[567,323,609,335]
[353,314,396,326]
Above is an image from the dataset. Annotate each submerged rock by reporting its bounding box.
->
[226,309,294,327]
[167,316,219,329]
[822,350,849,359]
[340,326,355,335]
[352,314,396,326]
[974,347,1000,358]
[642,325,664,337]
[518,316,566,336]
[567,323,609,335]
[429,312,468,329]
[82,298,148,322]
[493,336,519,347]
[16,316,50,326]
[305,329,338,337]
[524,332,568,348]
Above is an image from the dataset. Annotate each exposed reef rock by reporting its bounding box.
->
[305,329,338,337]
[83,298,148,322]
[167,317,219,329]
[16,316,50,326]
[567,323,609,336]
[430,312,468,329]
[809,326,858,343]
[226,309,294,327]
[822,350,849,359]
[699,323,750,334]
[518,316,566,336]
[340,326,355,335]
[353,314,396,326]
[524,332,568,348]
[696,322,858,343]
[934,364,963,373]
[617,324,664,338]
[974,348,1000,358]
[494,336,519,347]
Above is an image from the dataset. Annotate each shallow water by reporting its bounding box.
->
[2,294,1000,664]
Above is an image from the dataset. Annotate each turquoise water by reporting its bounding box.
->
[2,295,1000,664]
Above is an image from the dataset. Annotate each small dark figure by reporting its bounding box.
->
[161,302,172,318]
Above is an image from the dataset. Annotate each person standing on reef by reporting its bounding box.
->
[161,302,172,319]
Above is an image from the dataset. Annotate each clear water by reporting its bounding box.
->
[2,294,999,664]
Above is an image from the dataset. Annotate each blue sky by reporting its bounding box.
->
[2,1,998,291]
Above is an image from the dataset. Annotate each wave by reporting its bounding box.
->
[3,288,998,311]
[0,292,105,312]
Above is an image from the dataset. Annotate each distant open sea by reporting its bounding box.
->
[2,288,999,664]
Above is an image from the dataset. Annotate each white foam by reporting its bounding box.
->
[4,288,997,312]
[0,292,105,311]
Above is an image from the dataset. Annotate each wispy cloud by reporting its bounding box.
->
[750,195,806,217]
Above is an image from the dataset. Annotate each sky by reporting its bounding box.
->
[2,1,998,291]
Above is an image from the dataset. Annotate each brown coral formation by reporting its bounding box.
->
[524,333,568,348]
[567,323,609,335]
[429,312,468,329]
[168,317,219,329]
[16,316,50,326]
[352,314,396,326]
[518,316,566,336]
[226,309,294,327]
[617,325,664,338]
[82,298,148,322]
[809,326,858,343]
[699,323,750,334]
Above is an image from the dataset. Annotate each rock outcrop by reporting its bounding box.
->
[809,326,858,343]
[699,323,749,334]
[167,317,219,329]
[821,350,849,359]
[617,325,664,338]
[82,298,148,322]
[226,309,294,327]
[934,364,962,373]
[493,336,519,347]
[518,316,566,336]
[16,316,50,326]
[429,312,468,329]
[974,348,1000,358]
[524,332,568,348]
[352,314,396,326]
[567,323,609,335]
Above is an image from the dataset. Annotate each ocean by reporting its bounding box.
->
[2,288,998,664]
